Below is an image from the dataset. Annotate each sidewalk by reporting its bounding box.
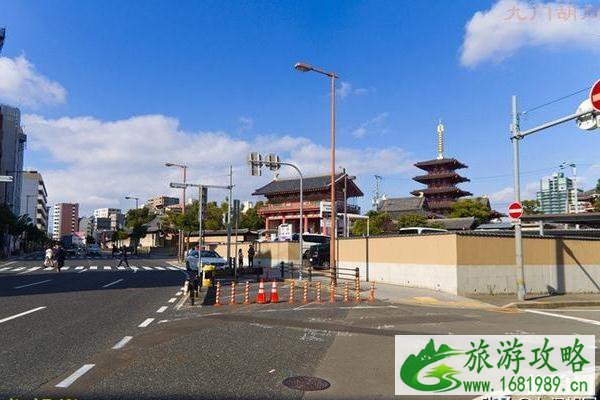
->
[469,293,600,309]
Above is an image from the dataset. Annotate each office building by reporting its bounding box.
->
[0,105,27,215]
[146,196,179,214]
[93,208,122,219]
[52,203,79,240]
[78,216,94,238]
[20,171,48,231]
[536,172,583,214]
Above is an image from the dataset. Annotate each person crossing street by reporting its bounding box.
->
[117,245,130,268]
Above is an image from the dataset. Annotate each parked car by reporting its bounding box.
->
[397,227,448,235]
[186,249,228,271]
[308,243,330,269]
[87,244,101,255]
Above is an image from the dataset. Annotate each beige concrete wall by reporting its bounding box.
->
[255,241,300,268]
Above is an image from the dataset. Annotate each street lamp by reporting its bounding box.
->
[295,61,339,281]
[125,196,139,209]
[165,162,188,261]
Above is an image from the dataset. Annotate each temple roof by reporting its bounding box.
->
[253,173,364,198]
[411,187,472,197]
[413,172,470,184]
[414,158,468,171]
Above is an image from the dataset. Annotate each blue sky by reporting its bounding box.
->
[1,0,600,215]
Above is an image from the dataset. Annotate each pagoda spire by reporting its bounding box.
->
[437,120,444,160]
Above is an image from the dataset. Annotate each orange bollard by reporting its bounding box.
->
[354,278,361,302]
[229,281,237,305]
[243,281,250,304]
[215,281,222,306]
[315,281,322,303]
[329,281,336,303]
[302,281,309,304]
[288,281,295,304]
[256,279,267,304]
[269,279,279,303]
[343,281,349,303]
[368,281,376,302]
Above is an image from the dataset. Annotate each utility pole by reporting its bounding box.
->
[373,175,382,210]
[511,96,526,301]
[343,168,348,237]
[227,165,233,272]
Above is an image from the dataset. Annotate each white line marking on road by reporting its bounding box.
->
[0,306,46,324]
[168,297,177,303]
[62,266,70,271]
[24,266,41,273]
[143,266,152,270]
[0,261,16,267]
[90,266,97,270]
[117,266,125,270]
[176,293,189,310]
[102,278,124,288]
[102,266,110,270]
[75,266,84,270]
[0,267,10,271]
[131,266,139,273]
[111,336,133,350]
[176,291,183,296]
[78,268,86,274]
[156,306,168,313]
[167,266,179,271]
[155,266,165,270]
[525,309,600,326]
[43,267,53,271]
[55,364,95,388]
[12,267,25,271]
[14,279,52,289]
[138,318,155,328]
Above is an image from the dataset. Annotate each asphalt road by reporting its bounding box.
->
[1,259,599,400]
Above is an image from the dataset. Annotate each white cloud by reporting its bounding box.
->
[237,116,254,133]
[352,112,389,138]
[24,113,414,214]
[461,0,600,67]
[337,81,372,99]
[488,181,539,207]
[0,55,67,107]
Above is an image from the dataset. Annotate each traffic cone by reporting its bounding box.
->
[256,279,266,304]
[269,279,279,303]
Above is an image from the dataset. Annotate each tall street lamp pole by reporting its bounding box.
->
[295,61,338,282]
[125,196,139,209]
[166,162,188,261]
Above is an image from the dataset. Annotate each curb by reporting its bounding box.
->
[502,300,600,309]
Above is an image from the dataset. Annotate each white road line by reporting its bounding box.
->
[62,266,70,271]
[0,261,16,267]
[14,279,52,289]
[143,266,153,270]
[43,267,53,271]
[102,278,124,288]
[156,306,168,313]
[0,306,46,324]
[12,267,25,271]
[78,269,86,274]
[525,309,600,326]
[0,267,10,271]
[155,266,165,270]
[103,266,111,270]
[117,266,125,270]
[90,266,97,270]
[167,266,179,270]
[25,266,41,273]
[138,318,155,328]
[176,291,183,296]
[111,336,133,350]
[168,297,177,303]
[75,266,84,270]
[55,364,95,388]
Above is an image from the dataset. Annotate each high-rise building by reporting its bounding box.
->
[537,172,582,214]
[146,196,179,214]
[93,208,122,219]
[52,203,79,240]
[411,122,471,214]
[20,171,48,232]
[78,216,94,238]
[0,105,27,215]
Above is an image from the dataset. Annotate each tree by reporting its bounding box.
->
[240,201,265,230]
[449,199,492,225]
[396,214,445,229]
[351,210,395,236]
[125,207,155,251]
[522,199,540,215]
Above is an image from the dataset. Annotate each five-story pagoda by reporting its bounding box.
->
[411,121,471,214]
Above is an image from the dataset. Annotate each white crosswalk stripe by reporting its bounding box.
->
[167,266,179,270]
[62,266,70,271]
[25,266,41,273]
[143,266,153,270]
[75,266,84,270]
[154,266,165,270]
[0,264,177,274]
[44,267,53,271]
[90,266,97,270]
[103,266,111,270]
[117,266,125,270]
[0,267,11,271]
[12,267,25,271]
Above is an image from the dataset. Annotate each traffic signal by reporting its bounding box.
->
[266,153,281,171]
[248,152,262,176]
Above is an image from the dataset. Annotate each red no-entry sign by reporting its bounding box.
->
[508,202,523,220]
[591,80,600,111]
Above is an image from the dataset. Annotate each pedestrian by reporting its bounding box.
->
[44,245,54,268]
[238,248,243,269]
[117,245,130,268]
[248,243,255,268]
[54,245,65,273]
[111,244,117,258]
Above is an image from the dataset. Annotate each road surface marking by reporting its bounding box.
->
[103,266,111,270]
[131,266,139,272]
[117,266,125,270]
[102,278,124,288]
[90,266,97,270]
[24,266,41,273]
[12,267,25,271]
[0,261,16,267]
[62,266,70,271]
[138,318,155,327]
[43,267,53,271]
[0,306,46,324]
[525,309,600,326]
[167,266,179,271]
[55,364,95,388]
[168,297,177,303]
[156,306,168,313]
[155,266,165,270]
[0,267,11,271]
[75,266,84,270]
[112,336,133,350]
[14,279,52,289]
[143,266,153,270]
[78,269,86,274]
[176,291,183,296]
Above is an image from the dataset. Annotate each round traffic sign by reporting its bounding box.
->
[508,202,523,220]
[590,79,600,111]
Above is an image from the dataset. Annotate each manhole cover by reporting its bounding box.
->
[282,376,331,391]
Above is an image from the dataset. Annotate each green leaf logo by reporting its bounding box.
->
[400,339,464,392]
